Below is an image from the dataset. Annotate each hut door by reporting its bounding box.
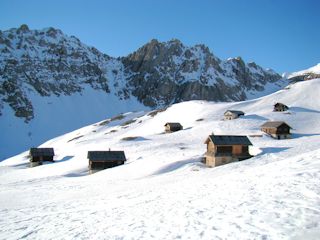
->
[233,145,242,154]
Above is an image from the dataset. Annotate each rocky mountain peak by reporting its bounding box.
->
[0,26,285,122]
[17,24,30,33]
[247,61,258,69]
[122,39,283,107]
[0,26,111,122]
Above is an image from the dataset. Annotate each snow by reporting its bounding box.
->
[0,79,320,239]
[0,87,148,161]
[288,63,320,78]
[245,79,288,100]
[1,31,288,162]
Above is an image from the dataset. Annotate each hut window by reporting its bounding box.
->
[217,146,232,153]
[242,146,249,153]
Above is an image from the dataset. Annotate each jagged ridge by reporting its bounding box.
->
[0,25,283,122]
[123,39,282,106]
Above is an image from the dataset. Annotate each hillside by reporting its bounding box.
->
[287,63,320,82]
[0,25,287,160]
[0,79,319,239]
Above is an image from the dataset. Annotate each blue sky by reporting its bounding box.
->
[0,0,319,73]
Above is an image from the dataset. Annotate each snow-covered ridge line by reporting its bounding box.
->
[288,63,320,78]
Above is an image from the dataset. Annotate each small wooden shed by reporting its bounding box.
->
[224,110,245,120]
[261,121,292,139]
[274,103,289,112]
[164,122,183,133]
[204,135,252,167]
[88,151,126,170]
[29,148,55,162]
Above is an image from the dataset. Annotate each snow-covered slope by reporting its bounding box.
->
[1,79,320,239]
[0,87,148,162]
[288,63,320,78]
[0,25,288,160]
[287,63,320,81]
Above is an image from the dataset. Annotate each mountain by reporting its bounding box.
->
[287,63,320,82]
[1,78,320,239]
[0,25,147,160]
[0,25,287,159]
[122,39,284,106]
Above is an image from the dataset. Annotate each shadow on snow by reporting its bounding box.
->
[290,107,320,114]
[291,133,320,138]
[56,156,74,162]
[63,168,89,177]
[151,157,200,176]
[259,147,291,154]
[242,114,269,121]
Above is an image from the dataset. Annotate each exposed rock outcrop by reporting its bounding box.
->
[0,25,284,122]
[122,40,282,107]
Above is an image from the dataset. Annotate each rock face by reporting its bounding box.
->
[0,25,284,123]
[288,72,320,82]
[122,39,282,107]
[0,25,111,122]
[289,74,320,82]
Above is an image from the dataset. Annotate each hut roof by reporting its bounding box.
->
[164,122,183,128]
[274,102,288,107]
[205,135,252,146]
[87,151,126,162]
[224,110,245,115]
[261,121,292,129]
[29,148,54,157]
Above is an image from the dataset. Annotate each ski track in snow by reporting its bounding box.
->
[1,79,320,239]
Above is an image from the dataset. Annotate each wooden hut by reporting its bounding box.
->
[88,151,126,170]
[224,110,245,120]
[29,148,54,162]
[164,122,183,133]
[273,103,289,112]
[204,135,252,167]
[261,121,292,139]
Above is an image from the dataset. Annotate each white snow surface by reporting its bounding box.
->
[1,79,320,239]
[0,86,148,161]
[288,63,320,78]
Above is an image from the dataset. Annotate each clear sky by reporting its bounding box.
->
[0,0,319,73]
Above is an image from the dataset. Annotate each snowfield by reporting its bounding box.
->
[288,63,320,78]
[1,79,320,239]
